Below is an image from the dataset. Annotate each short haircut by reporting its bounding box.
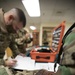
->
[15,8,26,27]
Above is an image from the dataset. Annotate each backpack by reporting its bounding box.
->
[54,23,75,72]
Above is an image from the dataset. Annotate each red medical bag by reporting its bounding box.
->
[30,21,65,62]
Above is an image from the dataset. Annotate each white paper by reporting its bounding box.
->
[48,63,59,72]
[13,55,35,70]
[13,55,59,72]
[35,63,49,70]
[35,63,59,72]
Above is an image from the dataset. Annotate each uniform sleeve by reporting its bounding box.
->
[9,42,20,57]
[9,34,20,57]
[24,38,33,43]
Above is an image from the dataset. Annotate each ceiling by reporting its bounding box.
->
[0,0,75,31]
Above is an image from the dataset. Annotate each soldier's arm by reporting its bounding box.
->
[9,42,20,57]
[24,38,33,43]
[9,34,21,57]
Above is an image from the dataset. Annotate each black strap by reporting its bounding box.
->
[61,64,75,68]
[63,23,75,43]
[54,23,75,72]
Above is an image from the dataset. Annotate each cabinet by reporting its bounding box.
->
[32,32,39,46]
[42,27,54,46]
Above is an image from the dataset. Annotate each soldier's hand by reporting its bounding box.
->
[5,59,17,67]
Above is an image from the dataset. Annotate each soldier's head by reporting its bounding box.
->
[4,8,26,33]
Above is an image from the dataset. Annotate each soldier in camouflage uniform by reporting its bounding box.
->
[15,28,33,54]
[11,28,33,56]
[0,8,26,75]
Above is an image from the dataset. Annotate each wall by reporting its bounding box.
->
[39,22,72,45]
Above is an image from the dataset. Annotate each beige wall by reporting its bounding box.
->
[23,22,73,46]
[39,22,72,45]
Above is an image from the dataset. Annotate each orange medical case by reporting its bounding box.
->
[30,21,65,62]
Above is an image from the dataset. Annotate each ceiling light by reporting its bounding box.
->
[22,0,40,17]
[30,26,36,30]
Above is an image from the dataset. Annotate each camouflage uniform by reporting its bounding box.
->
[54,27,75,75]
[59,29,75,75]
[0,8,20,75]
[14,28,33,54]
